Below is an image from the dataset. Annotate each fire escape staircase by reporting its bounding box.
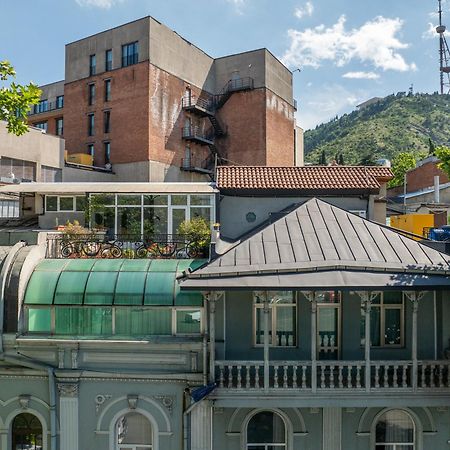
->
[181,77,254,176]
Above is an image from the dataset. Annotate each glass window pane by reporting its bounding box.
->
[176,309,201,334]
[143,207,168,235]
[55,307,112,335]
[114,272,146,305]
[117,207,142,235]
[115,308,171,336]
[190,195,212,205]
[172,208,186,234]
[85,272,118,304]
[275,306,296,346]
[116,412,152,445]
[144,272,175,305]
[28,308,51,332]
[54,271,89,304]
[24,271,60,304]
[91,194,115,206]
[360,306,381,346]
[384,292,403,304]
[76,196,87,212]
[375,410,414,443]
[92,208,115,234]
[59,197,74,211]
[12,413,43,450]
[143,194,167,206]
[316,291,340,303]
[117,195,141,206]
[247,411,286,444]
[171,195,187,205]
[384,308,401,345]
[268,291,294,304]
[46,196,58,211]
[190,207,211,223]
[255,307,272,345]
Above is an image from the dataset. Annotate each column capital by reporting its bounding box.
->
[57,382,79,398]
[301,291,315,303]
[404,291,425,312]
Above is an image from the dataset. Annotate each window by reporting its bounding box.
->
[122,41,139,67]
[105,49,113,71]
[361,292,404,347]
[175,309,202,334]
[0,157,36,181]
[254,291,296,347]
[88,144,95,158]
[0,199,19,218]
[89,54,96,76]
[56,95,64,109]
[56,118,63,136]
[375,410,415,449]
[104,142,111,164]
[116,412,152,450]
[42,166,62,183]
[88,113,95,136]
[104,110,111,133]
[12,413,43,450]
[34,121,48,132]
[88,83,95,105]
[34,99,48,114]
[45,196,85,212]
[45,196,58,212]
[59,197,74,211]
[104,79,111,101]
[247,411,286,450]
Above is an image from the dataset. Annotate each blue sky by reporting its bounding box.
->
[0,0,444,129]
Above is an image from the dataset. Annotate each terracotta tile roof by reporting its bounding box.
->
[216,165,393,192]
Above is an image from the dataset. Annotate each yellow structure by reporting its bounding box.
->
[66,153,94,166]
[390,214,434,239]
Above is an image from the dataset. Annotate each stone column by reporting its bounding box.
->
[58,382,79,450]
[263,293,270,392]
[209,294,217,384]
[406,292,422,391]
[191,401,212,450]
[303,292,317,392]
[323,407,342,450]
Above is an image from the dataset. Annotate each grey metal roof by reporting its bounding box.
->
[182,198,450,288]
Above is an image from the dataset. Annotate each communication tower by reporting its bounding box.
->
[437,0,450,94]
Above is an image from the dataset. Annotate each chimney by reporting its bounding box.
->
[434,175,440,203]
[210,223,220,261]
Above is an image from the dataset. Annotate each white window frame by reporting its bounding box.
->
[173,307,203,336]
[373,409,416,450]
[245,410,288,450]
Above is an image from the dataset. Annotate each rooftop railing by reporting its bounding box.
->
[28,101,64,116]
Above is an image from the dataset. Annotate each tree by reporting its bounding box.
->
[389,152,416,188]
[0,61,41,135]
[318,149,327,165]
[338,154,345,165]
[428,138,436,156]
[434,146,450,179]
[358,152,377,166]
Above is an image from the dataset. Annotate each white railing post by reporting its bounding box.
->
[263,293,270,392]
[406,291,422,391]
[304,291,317,393]
[208,293,217,384]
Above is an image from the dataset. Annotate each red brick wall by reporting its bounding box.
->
[29,111,63,137]
[406,161,449,193]
[63,62,150,167]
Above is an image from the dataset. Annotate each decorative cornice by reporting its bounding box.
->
[57,383,79,398]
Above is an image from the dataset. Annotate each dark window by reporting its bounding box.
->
[104,110,111,133]
[12,413,43,450]
[34,121,48,132]
[105,49,113,71]
[104,79,111,102]
[56,118,64,136]
[89,54,96,76]
[88,113,95,136]
[34,99,48,114]
[104,142,111,164]
[56,95,64,109]
[122,41,139,67]
[88,83,95,105]
[88,144,94,157]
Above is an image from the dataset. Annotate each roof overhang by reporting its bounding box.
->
[218,188,378,197]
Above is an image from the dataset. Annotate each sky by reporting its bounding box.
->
[0,0,445,130]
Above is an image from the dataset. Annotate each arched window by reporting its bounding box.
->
[11,413,43,450]
[247,411,286,450]
[375,410,415,449]
[116,412,152,450]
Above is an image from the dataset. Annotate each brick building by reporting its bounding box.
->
[28,17,298,182]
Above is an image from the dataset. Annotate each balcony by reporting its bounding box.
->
[28,100,64,116]
[181,125,215,146]
[181,155,215,175]
[45,233,209,259]
[182,95,214,117]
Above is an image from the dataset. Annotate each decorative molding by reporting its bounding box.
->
[127,395,138,410]
[310,407,320,414]
[95,394,112,414]
[57,383,79,398]
[58,349,65,369]
[71,349,79,369]
[153,395,174,414]
[214,407,224,414]
[345,407,356,413]
[18,395,30,410]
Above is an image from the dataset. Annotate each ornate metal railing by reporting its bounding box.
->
[46,233,209,259]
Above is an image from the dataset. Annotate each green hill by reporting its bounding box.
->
[304,92,450,165]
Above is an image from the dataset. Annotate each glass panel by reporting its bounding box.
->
[190,207,212,223]
[384,291,403,304]
[375,410,414,443]
[316,291,340,303]
[268,291,294,304]
[12,413,43,450]
[117,207,142,235]
[384,308,401,345]
[46,196,57,211]
[317,307,338,358]
[143,194,167,206]
[176,309,201,334]
[120,259,151,272]
[275,306,296,347]
[114,272,146,305]
[361,306,381,346]
[117,195,141,206]
[91,194,115,206]
[28,308,51,332]
[116,412,152,445]
[174,289,203,306]
[54,271,89,304]
[92,259,124,271]
[34,259,67,271]
[143,207,168,235]
[76,196,86,212]
[64,259,96,271]
[24,271,60,304]
[247,412,286,444]
[190,195,212,205]
[144,272,175,305]
[172,208,187,234]
[115,308,171,335]
[84,272,118,304]
[92,208,115,234]
[55,307,112,335]
[171,195,187,205]
[255,307,272,345]
[59,197,74,211]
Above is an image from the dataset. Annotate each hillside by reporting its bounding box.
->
[304,93,450,165]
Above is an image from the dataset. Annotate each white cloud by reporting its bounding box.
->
[75,0,123,8]
[423,22,438,39]
[295,2,314,19]
[343,71,380,80]
[282,15,416,72]
[225,0,246,14]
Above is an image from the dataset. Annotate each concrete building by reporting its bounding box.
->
[28,17,298,182]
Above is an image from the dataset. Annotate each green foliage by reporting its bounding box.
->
[304,93,450,165]
[389,152,417,188]
[177,217,211,256]
[318,149,327,165]
[0,60,41,136]
[434,146,450,179]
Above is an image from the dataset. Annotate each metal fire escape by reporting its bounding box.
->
[181,77,254,175]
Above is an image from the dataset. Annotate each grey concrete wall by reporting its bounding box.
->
[37,80,64,103]
[219,195,369,240]
[295,124,304,166]
[65,17,151,83]
[62,166,118,182]
[265,50,293,104]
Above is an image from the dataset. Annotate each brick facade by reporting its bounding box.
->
[406,160,449,193]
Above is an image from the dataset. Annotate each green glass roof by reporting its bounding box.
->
[24,259,206,306]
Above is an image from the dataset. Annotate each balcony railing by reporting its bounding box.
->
[181,95,214,115]
[28,101,64,116]
[181,125,215,145]
[46,233,209,259]
[215,360,450,391]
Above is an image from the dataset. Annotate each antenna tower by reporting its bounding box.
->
[437,0,450,94]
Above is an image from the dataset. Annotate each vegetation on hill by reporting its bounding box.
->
[304,92,450,165]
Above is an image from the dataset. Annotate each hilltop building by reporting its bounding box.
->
[27,17,300,182]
